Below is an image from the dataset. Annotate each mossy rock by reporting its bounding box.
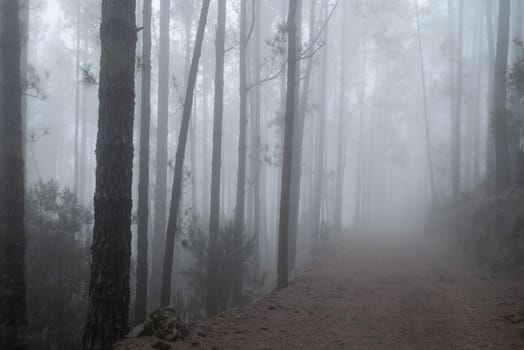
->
[143,307,189,342]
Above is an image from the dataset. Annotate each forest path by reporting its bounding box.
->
[118,230,524,349]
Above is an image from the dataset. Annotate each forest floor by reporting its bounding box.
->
[117,230,524,349]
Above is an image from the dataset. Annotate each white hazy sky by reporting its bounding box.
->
[43,0,60,25]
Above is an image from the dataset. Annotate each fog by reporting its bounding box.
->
[2,0,523,349]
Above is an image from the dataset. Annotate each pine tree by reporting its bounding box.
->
[160,0,211,308]
[134,0,152,325]
[493,0,511,193]
[277,0,299,290]
[0,1,28,349]
[207,0,227,317]
[82,1,137,349]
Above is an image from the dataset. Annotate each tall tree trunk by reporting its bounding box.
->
[201,51,210,221]
[251,0,263,280]
[160,0,211,307]
[82,1,137,349]
[206,0,226,318]
[0,0,27,349]
[79,21,89,204]
[277,0,298,290]
[510,0,523,182]
[233,0,250,305]
[486,0,496,182]
[150,0,170,307]
[448,0,456,194]
[334,0,347,230]
[288,0,309,273]
[415,0,437,203]
[313,0,328,249]
[472,8,484,186]
[74,0,81,195]
[354,53,367,225]
[185,2,198,214]
[451,0,464,196]
[493,0,511,193]
[134,0,151,325]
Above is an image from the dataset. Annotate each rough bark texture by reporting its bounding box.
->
[207,0,226,317]
[150,0,170,308]
[82,1,137,349]
[0,1,28,349]
[135,0,152,325]
[493,0,511,193]
[277,0,298,290]
[160,0,211,307]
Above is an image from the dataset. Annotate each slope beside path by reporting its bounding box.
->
[117,230,524,349]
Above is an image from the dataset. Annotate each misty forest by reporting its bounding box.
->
[4,0,524,349]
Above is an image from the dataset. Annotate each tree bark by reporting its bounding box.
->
[150,0,170,308]
[206,0,226,317]
[0,0,27,349]
[134,0,151,325]
[82,1,137,349]
[493,0,511,193]
[160,0,211,307]
[277,0,298,290]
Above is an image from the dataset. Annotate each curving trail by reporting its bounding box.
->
[118,230,524,349]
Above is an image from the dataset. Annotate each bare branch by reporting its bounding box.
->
[298,40,325,61]
[301,0,339,57]
[247,60,287,92]
[245,0,256,44]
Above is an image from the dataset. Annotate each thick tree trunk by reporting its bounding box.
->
[150,0,170,308]
[134,0,151,325]
[206,0,226,318]
[493,0,511,193]
[82,1,137,349]
[0,1,27,349]
[160,0,211,307]
[277,0,298,290]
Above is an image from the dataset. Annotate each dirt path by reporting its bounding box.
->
[118,231,524,349]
